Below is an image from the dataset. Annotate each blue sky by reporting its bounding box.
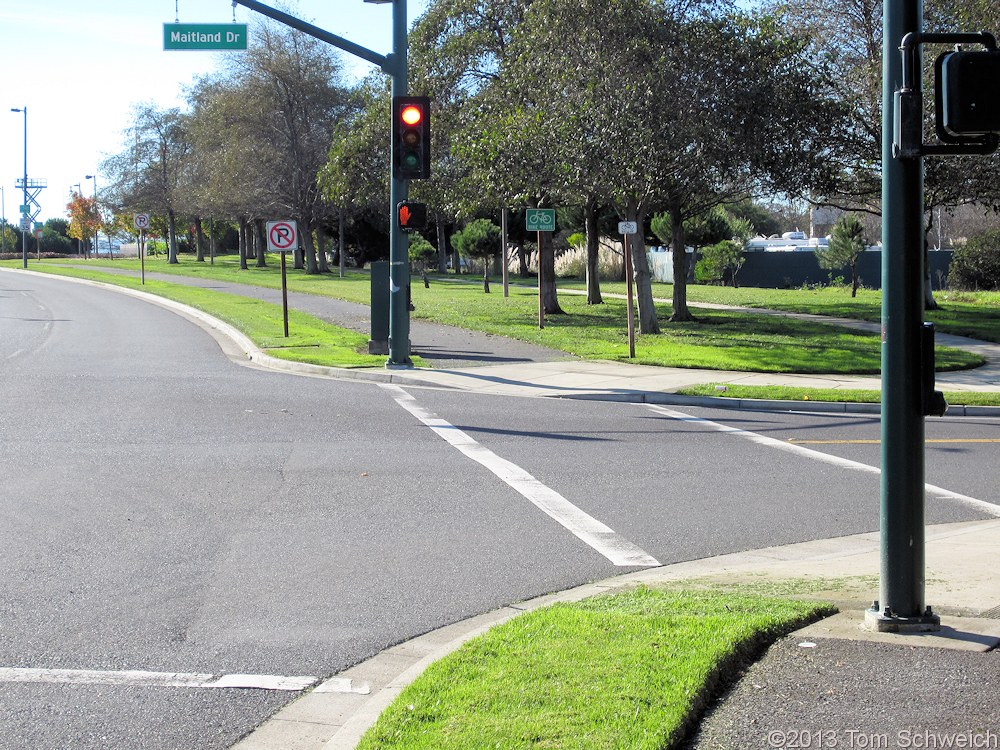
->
[0,1,429,224]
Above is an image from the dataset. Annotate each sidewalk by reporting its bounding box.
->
[44,265,1000,415]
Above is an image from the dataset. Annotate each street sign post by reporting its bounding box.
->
[620,223,638,357]
[266,221,298,337]
[526,209,556,328]
[163,23,248,51]
[134,214,150,285]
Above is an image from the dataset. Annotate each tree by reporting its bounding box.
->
[102,103,190,263]
[66,193,101,258]
[451,219,502,293]
[818,214,867,296]
[766,0,1000,307]
[949,228,1000,291]
[187,19,350,273]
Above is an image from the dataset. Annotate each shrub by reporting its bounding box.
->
[950,228,1000,290]
[554,241,624,279]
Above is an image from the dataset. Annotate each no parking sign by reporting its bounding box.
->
[266,221,298,253]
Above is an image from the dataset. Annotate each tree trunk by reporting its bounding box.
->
[517,245,529,277]
[303,221,319,274]
[238,217,248,270]
[338,208,346,278]
[436,220,448,274]
[483,259,491,293]
[209,217,216,265]
[293,226,305,269]
[317,225,330,273]
[628,204,660,334]
[669,198,693,322]
[538,230,563,315]
[923,235,939,310]
[167,208,179,264]
[585,194,603,304]
[195,217,205,262]
[255,219,267,268]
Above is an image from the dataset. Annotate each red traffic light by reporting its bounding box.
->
[392,96,431,180]
[401,105,423,126]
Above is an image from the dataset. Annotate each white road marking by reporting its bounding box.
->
[0,667,317,692]
[313,676,371,694]
[644,404,1000,518]
[382,385,660,567]
[5,349,24,360]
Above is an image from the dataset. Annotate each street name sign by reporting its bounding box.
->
[525,209,556,232]
[164,23,248,51]
[266,220,298,252]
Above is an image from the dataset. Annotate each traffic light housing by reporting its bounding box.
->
[392,96,431,180]
[938,50,1000,137]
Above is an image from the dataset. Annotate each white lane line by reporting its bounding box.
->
[645,404,1000,518]
[5,349,24,360]
[0,667,317,692]
[382,384,660,567]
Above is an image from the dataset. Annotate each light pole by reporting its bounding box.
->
[71,183,83,256]
[85,174,99,257]
[1,185,6,253]
[11,106,27,269]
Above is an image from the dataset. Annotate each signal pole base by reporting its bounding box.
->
[864,602,941,633]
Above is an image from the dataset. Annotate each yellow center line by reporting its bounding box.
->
[787,438,1000,445]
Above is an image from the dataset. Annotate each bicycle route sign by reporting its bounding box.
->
[525,209,556,232]
[266,221,298,253]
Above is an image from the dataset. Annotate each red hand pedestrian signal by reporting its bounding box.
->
[397,201,426,232]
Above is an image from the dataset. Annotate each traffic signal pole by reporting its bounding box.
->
[233,0,412,366]
[867,0,939,632]
[387,1,413,366]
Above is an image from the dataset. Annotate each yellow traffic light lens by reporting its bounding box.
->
[401,105,422,126]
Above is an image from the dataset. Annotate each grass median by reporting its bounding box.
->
[27,257,985,374]
[22,264,398,369]
[677,383,1000,407]
[356,587,835,750]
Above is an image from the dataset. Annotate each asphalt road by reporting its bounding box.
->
[1,271,996,749]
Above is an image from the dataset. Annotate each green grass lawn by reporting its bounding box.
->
[357,587,835,750]
[23,264,395,368]
[677,383,1000,407]
[24,256,986,375]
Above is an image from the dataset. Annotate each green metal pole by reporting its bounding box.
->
[869,0,939,632]
[387,0,412,367]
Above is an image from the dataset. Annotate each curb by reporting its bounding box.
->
[7,267,1000,417]
[231,519,1000,749]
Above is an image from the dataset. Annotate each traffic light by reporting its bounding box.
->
[939,50,1000,137]
[397,201,427,232]
[392,96,430,180]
